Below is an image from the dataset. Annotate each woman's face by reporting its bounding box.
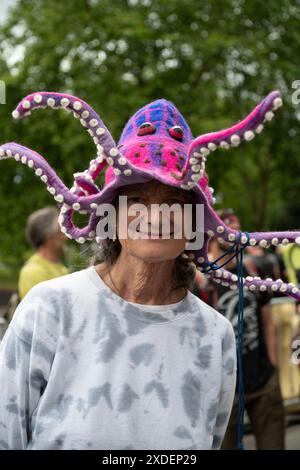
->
[116,180,195,263]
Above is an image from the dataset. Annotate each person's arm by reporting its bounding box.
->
[212,321,237,449]
[0,284,57,449]
[261,303,278,367]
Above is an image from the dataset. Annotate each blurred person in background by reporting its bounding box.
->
[273,245,289,284]
[282,243,300,288]
[206,208,285,450]
[282,244,300,316]
[244,241,288,303]
[245,245,281,282]
[217,208,282,282]
[18,206,69,300]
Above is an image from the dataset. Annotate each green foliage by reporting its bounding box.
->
[0,0,299,272]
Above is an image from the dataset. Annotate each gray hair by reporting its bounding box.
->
[26,206,60,249]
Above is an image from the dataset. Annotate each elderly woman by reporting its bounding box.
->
[0,177,236,450]
[0,91,256,451]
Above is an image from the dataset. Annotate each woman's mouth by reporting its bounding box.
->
[135,229,174,237]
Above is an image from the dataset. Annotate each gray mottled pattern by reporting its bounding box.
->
[88,384,112,409]
[155,362,164,380]
[6,402,19,416]
[47,394,74,423]
[173,425,192,440]
[194,344,212,369]
[179,326,190,346]
[16,324,34,346]
[0,439,9,449]
[207,400,219,422]
[216,412,229,428]
[222,327,234,353]
[212,435,222,449]
[117,383,139,413]
[193,314,207,338]
[181,370,201,428]
[54,434,66,447]
[206,400,219,433]
[32,339,54,363]
[4,334,17,370]
[60,289,74,337]
[129,342,155,366]
[4,328,32,371]
[144,380,169,408]
[94,296,126,363]
[123,311,151,335]
[224,356,235,375]
[77,383,112,418]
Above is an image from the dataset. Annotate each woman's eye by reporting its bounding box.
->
[127,197,143,204]
[168,125,184,141]
[137,122,156,136]
[166,199,185,206]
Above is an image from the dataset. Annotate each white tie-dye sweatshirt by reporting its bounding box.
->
[0,265,236,450]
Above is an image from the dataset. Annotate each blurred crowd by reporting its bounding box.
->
[193,208,300,449]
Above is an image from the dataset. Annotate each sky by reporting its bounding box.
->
[0,0,16,24]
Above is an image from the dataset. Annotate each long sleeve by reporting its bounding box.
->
[0,284,58,449]
[212,321,237,449]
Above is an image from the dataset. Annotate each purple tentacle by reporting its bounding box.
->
[242,231,300,248]
[59,204,99,243]
[0,142,116,228]
[0,142,80,207]
[207,267,300,301]
[0,143,141,218]
[206,220,300,249]
[193,203,300,303]
[202,204,300,248]
[202,203,238,242]
[185,232,210,266]
[12,91,117,177]
[179,153,207,190]
[0,142,103,241]
[181,91,282,189]
[12,91,140,181]
[190,90,282,155]
[11,91,150,198]
[73,172,101,196]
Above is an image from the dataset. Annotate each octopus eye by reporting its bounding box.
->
[169,125,184,141]
[137,122,156,136]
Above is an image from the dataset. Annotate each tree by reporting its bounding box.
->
[0,0,299,272]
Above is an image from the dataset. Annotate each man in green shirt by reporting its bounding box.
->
[282,244,300,315]
[282,244,300,287]
[18,206,69,300]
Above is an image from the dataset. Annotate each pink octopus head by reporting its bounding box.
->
[104,98,212,203]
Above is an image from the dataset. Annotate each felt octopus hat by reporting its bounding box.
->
[1,90,300,301]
